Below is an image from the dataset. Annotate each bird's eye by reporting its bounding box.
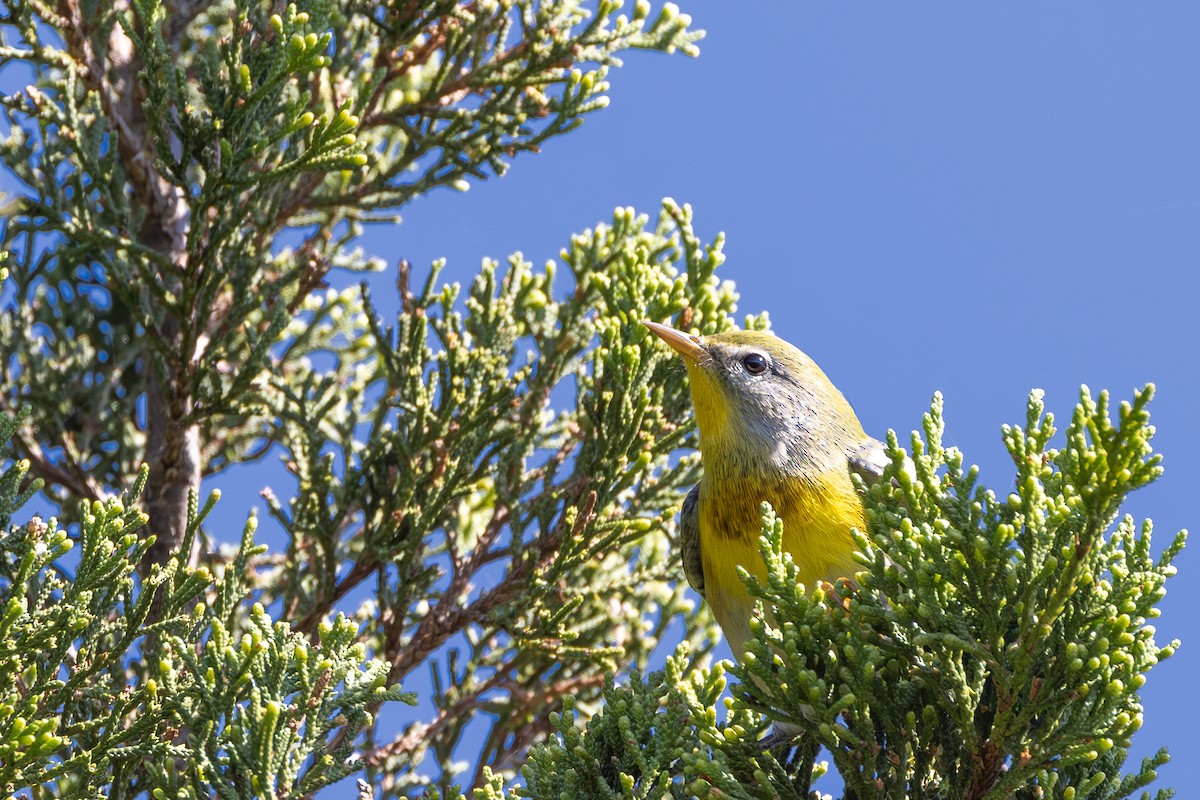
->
[742,352,769,375]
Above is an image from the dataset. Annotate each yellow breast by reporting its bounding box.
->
[698,469,864,657]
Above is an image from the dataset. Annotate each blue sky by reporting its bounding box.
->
[344,2,1197,792]
[4,1,1196,794]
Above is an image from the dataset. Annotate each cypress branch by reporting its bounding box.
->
[0,2,1182,797]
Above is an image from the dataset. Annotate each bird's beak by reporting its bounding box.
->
[642,320,707,364]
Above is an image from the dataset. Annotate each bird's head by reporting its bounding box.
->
[643,320,866,477]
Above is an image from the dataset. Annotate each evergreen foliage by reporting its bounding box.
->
[0,0,1184,797]
[515,388,1183,800]
[0,409,412,797]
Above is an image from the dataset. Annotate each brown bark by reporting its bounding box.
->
[62,0,198,572]
[143,342,201,571]
[113,23,198,575]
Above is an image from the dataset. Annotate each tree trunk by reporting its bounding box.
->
[142,320,201,573]
[100,9,198,574]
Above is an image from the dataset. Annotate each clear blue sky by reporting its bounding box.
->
[7,1,1197,794]
[335,2,1197,792]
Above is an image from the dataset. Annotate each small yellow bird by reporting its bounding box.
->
[643,321,887,661]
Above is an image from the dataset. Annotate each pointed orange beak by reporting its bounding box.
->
[642,320,707,364]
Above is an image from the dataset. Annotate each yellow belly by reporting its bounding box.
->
[699,469,865,658]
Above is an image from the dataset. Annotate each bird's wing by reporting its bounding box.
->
[680,483,705,601]
[846,436,889,487]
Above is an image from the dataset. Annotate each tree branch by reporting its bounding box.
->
[60,0,198,572]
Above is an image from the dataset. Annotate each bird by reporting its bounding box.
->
[642,320,887,664]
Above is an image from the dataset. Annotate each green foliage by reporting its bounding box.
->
[741,387,1181,799]
[518,388,1183,800]
[0,0,703,506]
[261,200,743,794]
[0,417,412,797]
[1,191,749,795]
[0,0,1184,797]
[517,653,710,800]
[142,518,415,798]
[0,0,716,792]
[494,644,829,800]
[511,647,837,800]
[0,407,40,531]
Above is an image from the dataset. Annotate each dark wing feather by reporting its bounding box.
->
[679,483,705,601]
